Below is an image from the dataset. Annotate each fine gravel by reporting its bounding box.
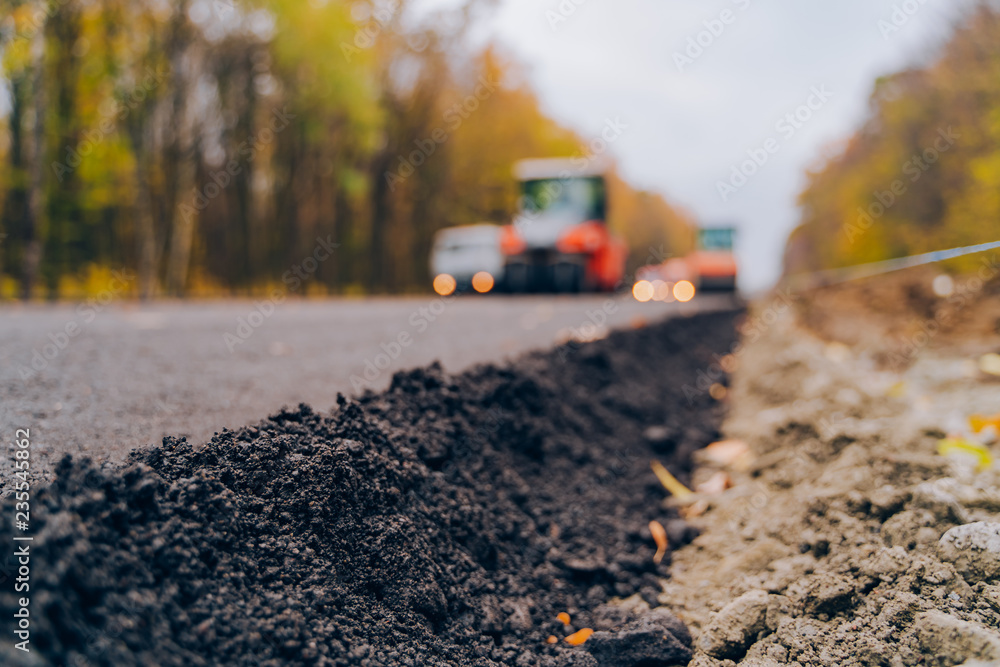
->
[0,309,741,666]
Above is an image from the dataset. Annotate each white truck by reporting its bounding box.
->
[429,224,504,295]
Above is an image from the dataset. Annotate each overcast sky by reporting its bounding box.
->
[416,0,978,291]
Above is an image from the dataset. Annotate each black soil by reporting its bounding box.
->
[0,309,740,666]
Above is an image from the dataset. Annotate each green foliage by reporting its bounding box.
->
[0,0,690,297]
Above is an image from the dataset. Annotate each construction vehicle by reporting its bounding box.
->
[689,226,738,292]
[633,225,738,300]
[499,158,628,293]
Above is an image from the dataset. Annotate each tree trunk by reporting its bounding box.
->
[369,149,394,293]
[21,20,47,300]
[126,116,159,300]
[165,24,197,296]
[1,75,28,281]
[165,150,197,295]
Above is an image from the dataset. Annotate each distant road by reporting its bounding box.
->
[0,293,736,475]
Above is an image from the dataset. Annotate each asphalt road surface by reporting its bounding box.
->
[1,293,736,476]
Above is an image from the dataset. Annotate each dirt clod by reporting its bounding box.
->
[697,590,770,660]
[939,523,1000,584]
[914,610,1000,665]
[585,608,693,667]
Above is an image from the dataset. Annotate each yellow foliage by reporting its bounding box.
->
[790,6,1000,277]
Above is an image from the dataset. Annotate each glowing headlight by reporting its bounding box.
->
[673,280,696,302]
[433,274,457,296]
[633,280,654,303]
[651,280,673,302]
[472,271,495,293]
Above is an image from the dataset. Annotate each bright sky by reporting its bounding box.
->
[417,0,978,292]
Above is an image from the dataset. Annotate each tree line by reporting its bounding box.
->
[0,0,694,299]
[786,2,1000,277]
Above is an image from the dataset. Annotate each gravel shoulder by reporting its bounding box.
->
[659,273,1000,667]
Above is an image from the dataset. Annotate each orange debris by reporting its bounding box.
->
[649,520,668,564]
[695,471,732,495]
[565,628,594,646]
[970,413,1000,434]
[557,612,571,626]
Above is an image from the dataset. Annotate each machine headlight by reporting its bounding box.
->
[433,274,457,296]
[472,271,495,294]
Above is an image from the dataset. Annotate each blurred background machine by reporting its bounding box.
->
[499,159,628,293]
[429,224,504,295]
[634,225,738,302]
[688,226,738,292]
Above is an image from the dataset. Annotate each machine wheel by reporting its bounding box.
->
[504,263,531,293]
[552,263,585,293]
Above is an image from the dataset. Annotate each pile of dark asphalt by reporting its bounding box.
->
[0,310,740,666]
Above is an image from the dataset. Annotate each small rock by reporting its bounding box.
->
[591,594,650,630]
[585,608,692,667]
[644,607,692,647]
[504,598,534,632]
[882,509,945,550]
[565,557,608,575]
[914,610,1000,664]
[911,481,969,524]
[858,546,911,582]
[643,426,676,448]
[697,589,770,660]
[939,522,1000,584]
